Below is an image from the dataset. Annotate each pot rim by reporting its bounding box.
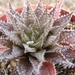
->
[0,5,75,21]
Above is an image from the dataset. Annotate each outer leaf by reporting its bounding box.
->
[7,12,27,33]
[50,25,66,35]
[63,32,75,44]
[17,57,33,75]
[0,44,9,54]
[61,48,75,60]
[46,43,64,53]
[9,3,22,23]
[59,30,75,46]
[7,12,20,32]
[0,49,11,62]
[2,30,22,46]
[34,62,56,75]
[11,45,24,58]
[0,36,12,48]
[0,45,24,61]
[0,21,13,31]
[53,12,73,26]
[59,30,75,41]
[45,52,74,67]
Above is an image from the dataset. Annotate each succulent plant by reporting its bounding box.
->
[0,0,75,75]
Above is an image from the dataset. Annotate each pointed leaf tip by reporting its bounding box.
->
[54,0,64,20]
[53,12,73,26]
[8,2,15,15]
[34,0,43,18]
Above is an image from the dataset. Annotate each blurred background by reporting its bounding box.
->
[0,0,75,15]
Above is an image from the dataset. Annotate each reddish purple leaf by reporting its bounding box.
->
[45,52,74,67]
[59,30,75,44]
[35,62,56,75]
[0,44,9,54]
[61,48,75,60]
[45,52,66,61]
[60,41,74,50]
[64,34,75,44]
[54,0,64,20]
[17,57,33,75]
[53,12,72,26]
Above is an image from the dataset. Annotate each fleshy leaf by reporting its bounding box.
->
[31,50,46,61]
[0,21,13,31]
[59,30,75,41]
[11,45,24,58]
[54,0,64,20]
[2,30,22,46]
[9,2,15,14]
[20,0,37,27]
[7,12,27,33]
[61,48,75,60]
[0,36,12,50]
[0,44,9,54]
[59,30,75,45]
[17,57,33,75]
[45,52,74,67]
[30,39,44,49]
[53,12,73,26]
[0,50,11,62]
[34,0,43,18]
[29,56,43,74]
[7,12,20,32]
[23,44,36,53]
[50,25,66,35]
[0,45,24,61]
[49,6,55,18]
[39,6,49,26]
[60,41,74,50]
[49,0,64,20]
[46,43,64,53]
[44,35,57,47]
[34,62,56,75]
[43,16,54,37]
[21,33,30,43]
[63,32,75,44]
